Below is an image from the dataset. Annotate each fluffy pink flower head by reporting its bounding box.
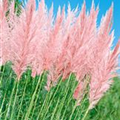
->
[7,0,37,79]
[72,3,120,109]
[0,0,10,65]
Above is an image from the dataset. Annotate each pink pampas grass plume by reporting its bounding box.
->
[73,3,120,109]
[8,0,38,79]
[0,0,10,65]
[88,4,120,109]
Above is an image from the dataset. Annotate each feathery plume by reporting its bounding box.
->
[88,4,120,109]
[8,0,37,79]
[0,0,10,65]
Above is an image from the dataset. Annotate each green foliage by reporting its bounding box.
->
[0,63,120,120]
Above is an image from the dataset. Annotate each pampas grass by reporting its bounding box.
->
[0,0,120,120]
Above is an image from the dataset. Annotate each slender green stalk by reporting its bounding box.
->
[36,76,63,120]
[0,93,7,117]
[60,94,73,120]
[81,105,90,120]
[16,75,29,120]
[4,80,17,120]
[50,99,60,120]
[53,74,73,120]
[69,89,88,120]
[73,107,80,120]
[9,80,19,120]
[24,74,42,120]
[0,68,13,118]
[74,101,87,120]
[69,101,79,120]
[30,73,46,119]
[0,65,7,113]
[36,90,51,120]
[70,75,90,120]
[0,65,5,81]
[61,78,77,120]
